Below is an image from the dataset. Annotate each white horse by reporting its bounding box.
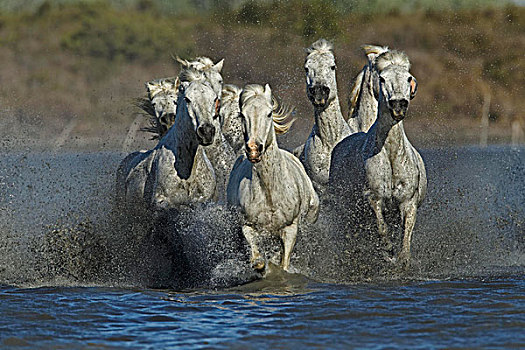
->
[137,56,225,140]
[136,76,180,139]
[227,84,319,272]
[298,39,352,191]
[329,50,427,266]
[347,44,389,133]
[117,68,220,210]
[176,56,224,100]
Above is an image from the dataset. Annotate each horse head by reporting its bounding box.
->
[177,56,224,103]
[305,39,338,110]
[374,50,418,122]
[240,84,295,163]
[146,77,180,135]
[179,68,221,146]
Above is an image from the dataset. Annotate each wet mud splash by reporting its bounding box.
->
[0,147,524,289]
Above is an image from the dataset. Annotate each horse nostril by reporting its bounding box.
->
[321,86,330,96]
[198,123,215,140]
[257,144,263,153]
[389,99,408,111]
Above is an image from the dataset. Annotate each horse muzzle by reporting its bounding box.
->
[388,99,408,121]
[196,123,216,146]
[308,85,330,108]
[246,141,263,163]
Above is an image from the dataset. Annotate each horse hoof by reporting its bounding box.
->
[398,255,410,267]
[381,250,396,263]
[252,258,266,271]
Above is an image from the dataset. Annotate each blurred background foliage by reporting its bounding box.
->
[0,0,522,149]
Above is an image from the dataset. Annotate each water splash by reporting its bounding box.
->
[0,147,524,290]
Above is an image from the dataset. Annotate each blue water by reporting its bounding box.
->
[1,276,524,349]
[0,148,524,348]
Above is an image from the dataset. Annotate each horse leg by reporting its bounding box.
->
[280,220,298,272]
[242,225,265,271]
[368,196,393,253]
[398,196,418,267]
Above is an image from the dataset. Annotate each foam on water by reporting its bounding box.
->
[0,147,523,289]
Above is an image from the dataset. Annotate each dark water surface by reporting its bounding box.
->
[0,146,524,348]
[1,277,524,349]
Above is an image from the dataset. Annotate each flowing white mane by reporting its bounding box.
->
[240,84,295,135]
[375,50,411,72]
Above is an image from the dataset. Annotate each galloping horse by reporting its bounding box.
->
[330,50,427,266]
[117,68,221,211]
[298,39,352,191]
[227,84,319,272]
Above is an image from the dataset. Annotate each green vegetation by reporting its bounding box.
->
[0,0,523,148]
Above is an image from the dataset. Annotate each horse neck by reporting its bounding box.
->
[159,102,200,177]
[314,94,349,145]
[365,95,407,157]
[354,67,378,132]
[252,130,283,185]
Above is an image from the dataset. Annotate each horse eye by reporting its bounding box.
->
[407,76,413,83]
[184,97,191,104]
[267,112,272,118]
[331,65,336,71]
[304,67,309,74]
[379,76,386,84]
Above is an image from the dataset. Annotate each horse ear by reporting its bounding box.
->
[175,56,189,67]
[409,76,418,100]
[214,59,224,72]
[264,84,272,100]
[361,44,388,64]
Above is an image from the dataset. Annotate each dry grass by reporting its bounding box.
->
[0,2,523,151]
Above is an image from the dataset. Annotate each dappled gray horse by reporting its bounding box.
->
[298,39,352,191]
[227,84,319,272]
[117,68,220,210]
[330,50,427,266]
[347,44,389,133]
[219,84,244,156]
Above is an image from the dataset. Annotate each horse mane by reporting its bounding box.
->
[375,50,411,72]
[134,97,164,140]
[305,38,334,57]
[240,84,295,135]
[348,68,365,118]
[271,95,295,135]
[178,66,206,84]
[348,44,390,117]
[221,84,242,103]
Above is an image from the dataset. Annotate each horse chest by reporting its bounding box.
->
[243,176,298,230]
